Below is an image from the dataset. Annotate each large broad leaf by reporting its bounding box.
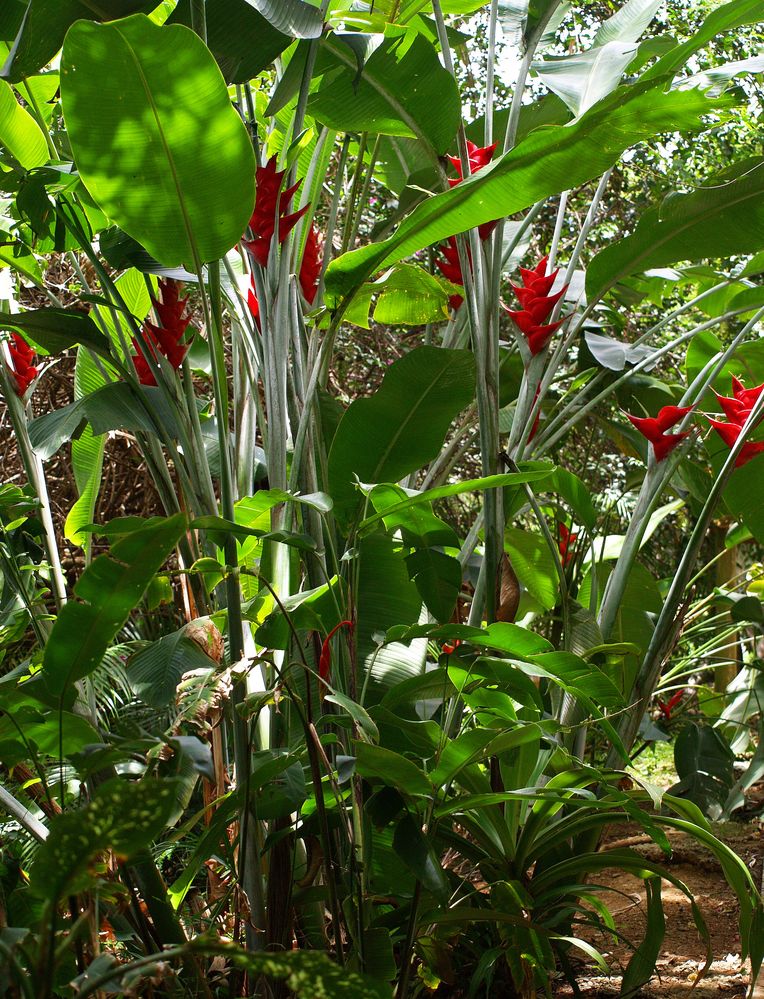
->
[357,532,424,693]
[61,15,255,267]
[0,0,158,82]
[244,0,323,38]
[593,0,662,46]
[42,515,187,694]
[586,159,764,301]
[28,382,183,459]
[169,0,292,84]
[128,629,218,707]
[533,42,640,118]
[0,307,110,357]
[328,345,475,525]
[309,34,460,156]
[0,78,47,168]
[325,80,729,302]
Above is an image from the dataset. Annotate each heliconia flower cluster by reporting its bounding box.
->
[131,279,192,387]
[243,155,308,267]
[502,257,568,356]
[436,140,498,310]
[6,334,37,397]
[627,404,693,462]
[244,156,323,324]
[708,376,764,467]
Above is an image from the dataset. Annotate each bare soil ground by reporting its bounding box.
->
[554,821,764,997]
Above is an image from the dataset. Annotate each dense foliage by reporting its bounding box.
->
[0,1,764,996]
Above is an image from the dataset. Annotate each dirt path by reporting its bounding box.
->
[553,822,764,997]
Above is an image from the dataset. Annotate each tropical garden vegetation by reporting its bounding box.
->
[0,0,764,996]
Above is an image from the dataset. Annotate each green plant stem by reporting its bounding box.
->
[433,0,500,624]
[203,260,267,950]
[0,381,67,612]
[0,785,48,842]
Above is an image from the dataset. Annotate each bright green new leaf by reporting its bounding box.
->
[0,78,47,168]
[325,80,729,302]
[61,15,256,267]
[587,159,764,301]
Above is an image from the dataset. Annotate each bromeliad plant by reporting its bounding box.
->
[1,1,764,997]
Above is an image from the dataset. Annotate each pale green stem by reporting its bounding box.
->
[0,784,48,842]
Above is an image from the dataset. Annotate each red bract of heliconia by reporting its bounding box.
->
[502,257,568,356]
[6,333,38,397]
[435,236,467,310]
[447,140,499,239]
[299,224,322,305]
[626,404,693,462]
[131,279,192,387]
[707,376,764,468]
[435,141,501,309]
[319,619,353,689]
[243,155,309,267]
[247,224,323,327]
[558,523,578,567]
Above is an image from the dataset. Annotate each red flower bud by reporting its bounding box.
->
[319,619,353,688]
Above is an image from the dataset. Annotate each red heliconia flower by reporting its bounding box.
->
[131,279,192,387]
[243,155,309,267]
[657,689,684,721]
[6,333,38,397]
[435,236,466,310]
[319,619,353,689]
[626,404,693,462]
[714,376,764,425]
[447,140,497,185]
[707,376,764,468]
[435,143,502,311]
[247,275,261,329]
[502,257,568,356]
[441,639,462,655]
[558,523,578,567]
[299,224,323,305]
[447,140,499,239]
[707,417,764,468]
